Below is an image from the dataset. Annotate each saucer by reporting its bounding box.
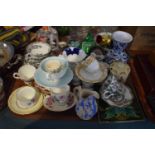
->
[102,84,133,108]
[43,92,77,112]
[75,62,108,83]
[8,87,44,115]
[34,68,73,88]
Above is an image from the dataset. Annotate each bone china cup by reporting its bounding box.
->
[13,64,36,82]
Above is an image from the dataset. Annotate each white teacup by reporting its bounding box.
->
[83,55,100,73]
[16,86,37,108]
[50,85,70,106]
[13,64,36,82]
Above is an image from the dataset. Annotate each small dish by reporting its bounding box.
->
[62,47,86,63]
[43,92,76,112]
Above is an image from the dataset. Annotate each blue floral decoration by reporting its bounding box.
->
[64,47,80,55]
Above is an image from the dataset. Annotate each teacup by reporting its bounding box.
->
[83,55,100,73]
[39,56,68,81]
[50,85,70,106]
[112,31,133,52]
[100,75,125,103]
[13,64,36,82]
[16,86,37,108]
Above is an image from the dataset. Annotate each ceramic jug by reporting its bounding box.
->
[74,86,99,120]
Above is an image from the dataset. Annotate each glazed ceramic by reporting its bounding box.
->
[43,92,76,112]
[100,74,133,107]
[74,86,99,120]
[75,62,108,83]
[112,31,133,52]
[50,85,70,106]
[34,67,73,88]
[8,87,43,115]
[110,61,131,82]
[105,48,129,64]
[62,47,86,63]
[26,42,51,56]
[16,86,37,108]
[13,64,36,82]
[39,56,68,81]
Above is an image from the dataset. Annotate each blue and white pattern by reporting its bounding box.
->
[105,48,129,64]
[75,96,98,120]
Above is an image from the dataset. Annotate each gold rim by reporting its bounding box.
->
[75,63,108,83]
[8,87,44,115]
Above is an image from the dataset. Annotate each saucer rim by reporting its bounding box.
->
[34,68,73,88]
[43,92,77,112]
[75,62,108,83]
[8,87,43,115]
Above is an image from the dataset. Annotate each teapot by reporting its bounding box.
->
[74,86,99,120]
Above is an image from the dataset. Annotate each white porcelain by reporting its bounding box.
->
[50,85,70,106]
[26,42,51,56]
[13,64,36,82]
[83,55,100,73]
[112,31,133,43]
[39,56,69,81]
[16,86,37,108]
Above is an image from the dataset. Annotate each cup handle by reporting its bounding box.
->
[13,73,20,79]
[103,91,113,99]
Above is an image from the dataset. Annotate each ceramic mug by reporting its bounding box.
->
[112,31,133,52]
[16,86,37,108]
[13,64,36,82]
[50,85,70,106]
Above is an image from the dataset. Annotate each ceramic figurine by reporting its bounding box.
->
[74,86,99,120]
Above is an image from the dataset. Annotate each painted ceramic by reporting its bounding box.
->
[112,31,133,52]
[8,87,43,115]
[75,62,108,83]
[34,68,73,88]
[13,64,36,82]
[43,92,76,112]
[50,85,70,106]
[110,61,131,82]
[16,86,37,108]
[74,86,99,120]
[62,47,86,63]
[26,42,51,56]
[100,75,133,107]
[39,56,68,81]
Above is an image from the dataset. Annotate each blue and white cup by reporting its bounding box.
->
[112,31,133,52]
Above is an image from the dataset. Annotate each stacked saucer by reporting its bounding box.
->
[24,42,51,68]
[34,56,73,88]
